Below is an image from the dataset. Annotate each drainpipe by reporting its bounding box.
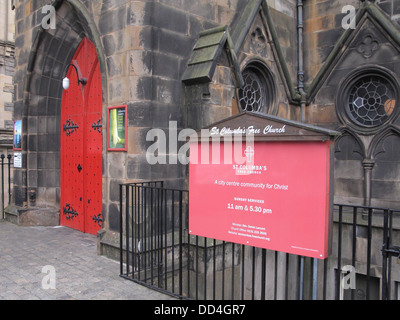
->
[4,0,9,41]
[298,1,306,295]
[297,0,306,122]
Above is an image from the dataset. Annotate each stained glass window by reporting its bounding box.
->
[238,64,274,113]
[239,69,266,112]
[348,76,396,127]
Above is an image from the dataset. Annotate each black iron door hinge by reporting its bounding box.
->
[92,213,103,227]
[63,204,79,221]
[63,119,79,136]
[92,118,103,134]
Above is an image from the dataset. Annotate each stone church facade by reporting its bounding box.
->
[8,0,400,298]
[0,0,15,211]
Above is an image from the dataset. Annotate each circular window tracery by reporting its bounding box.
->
[347,76,396,127]
[239,70,266,112]
[238,63,275,114]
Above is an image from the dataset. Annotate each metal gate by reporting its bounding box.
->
[1,154,12,219]
[119,182,400,300]
[382,209,400,300]
[60,38,103,235]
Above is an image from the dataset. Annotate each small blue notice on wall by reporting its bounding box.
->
[13,120,22,151]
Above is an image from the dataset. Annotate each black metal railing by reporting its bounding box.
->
[1,154,12,219]
[119,182,399,300]
[333,204,398,300]
[382,209,400,300]
[119,181,189,296]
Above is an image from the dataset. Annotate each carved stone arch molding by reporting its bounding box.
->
[368,125,400,159]
[307,1,400,106]
[334,128,366,159]
[26,0,107,105]
[14,0,107,209]
[368,126,400,208]
[333,128,365,206]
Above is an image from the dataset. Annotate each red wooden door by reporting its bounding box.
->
[61,38,103,235]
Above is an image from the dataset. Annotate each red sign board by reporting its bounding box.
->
[189,140,332,259]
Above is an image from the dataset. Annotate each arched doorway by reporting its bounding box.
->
[60,38,103,235]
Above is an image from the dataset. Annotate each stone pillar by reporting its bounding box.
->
[362,159,375,208]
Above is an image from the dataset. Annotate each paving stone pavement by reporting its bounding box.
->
[0,220,175,300]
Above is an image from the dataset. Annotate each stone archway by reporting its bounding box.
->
[10,1,107,227]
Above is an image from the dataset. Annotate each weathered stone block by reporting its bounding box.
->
[129,50,151,76]
[108,202,120,232]
[126,154,153,180]
[150,2,188,34]
[107,153,127,179]
[109,179,124,202]
[5,205,60,227]
[99,6,127,34]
